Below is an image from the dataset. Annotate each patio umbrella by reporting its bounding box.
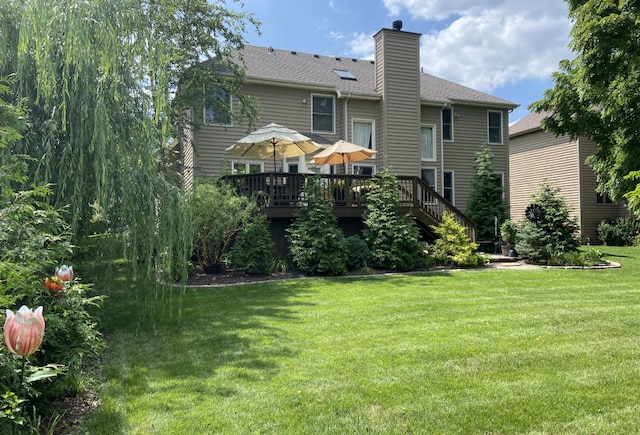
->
[226,123,323,170]
[312,140,378,173]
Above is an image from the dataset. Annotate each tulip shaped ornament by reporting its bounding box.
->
[4,306,46,357]
[55,265,74,282]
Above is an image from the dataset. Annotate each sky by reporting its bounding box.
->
[235,0,575,123]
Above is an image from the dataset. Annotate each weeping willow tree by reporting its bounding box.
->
[0,0,260,283]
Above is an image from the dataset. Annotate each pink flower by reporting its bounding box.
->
[4,306,46,357]
[55,265,74,282]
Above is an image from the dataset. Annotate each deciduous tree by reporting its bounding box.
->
[0,0,260,280]
[530,0,640,214]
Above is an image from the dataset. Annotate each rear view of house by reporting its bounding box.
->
[180,22,517,216]
[509,111,630,243]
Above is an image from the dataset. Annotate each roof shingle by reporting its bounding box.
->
[234,45,517,108]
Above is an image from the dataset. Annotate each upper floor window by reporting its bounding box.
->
[442,107,453,141]
[312,94,334,133]
[488,110,503,144]
[421,125,436,161]
[352,120,374,150]
[204,87,231,126]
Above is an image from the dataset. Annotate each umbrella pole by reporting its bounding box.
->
[273,145,276,172]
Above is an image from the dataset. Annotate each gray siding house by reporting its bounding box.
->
[181,24,517,215]
[509,111,629,243]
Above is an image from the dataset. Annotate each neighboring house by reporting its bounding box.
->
[509,111,629,243]
[180,23,517,215]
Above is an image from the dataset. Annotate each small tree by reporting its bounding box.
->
[362,170,422,271]
[515,181,580,263]
[287,176,347,276]
[466,144,506,241]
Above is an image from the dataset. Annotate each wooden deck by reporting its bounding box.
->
[222,173,476,241]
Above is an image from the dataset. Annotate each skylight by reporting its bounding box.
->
[333,69,357,81]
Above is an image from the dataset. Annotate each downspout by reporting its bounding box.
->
[441,103,447,196]
[336,88,351,173]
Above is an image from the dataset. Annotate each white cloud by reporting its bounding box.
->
[381,0,573,92]
[330,30,344,41]
[348,32,375,59]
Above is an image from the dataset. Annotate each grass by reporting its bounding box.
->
[81,247,640,434]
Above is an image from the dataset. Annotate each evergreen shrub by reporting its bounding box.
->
[362,170,422,271]
[287,177,347,275]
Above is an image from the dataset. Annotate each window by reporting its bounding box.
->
[421,125,436,161]
[488,111,503,144]
[204,87,231,126]
[353,165,374,175]
[444,171,454,203]
[596,192,613,204]
[232,161,263,174]
[421,168,436,188]
[288,163,299,173]
[353,120,374,150]
[312,94,335,133]
[442,107,453,141]
[494,172,505,201]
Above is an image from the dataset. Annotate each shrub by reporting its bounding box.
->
[0,184,103,422]
[429,213,488,267]
[362,170,422,271]
[344,235,371,271]
[188,179,259,273]
[227,216,275,274]
[515,181,580,263]
[287,176,347,275]
[596,217,640,246]
[546,248,606,267]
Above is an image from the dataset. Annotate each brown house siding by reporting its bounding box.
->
[510,132,580,220]
[375,29,421,176]
[577,137,629,241]
[438,106,510,211]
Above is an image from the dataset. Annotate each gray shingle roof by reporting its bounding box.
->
[235,45,518,108]
[509,111,550,137]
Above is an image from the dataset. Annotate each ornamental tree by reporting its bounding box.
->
[465,144,506,242]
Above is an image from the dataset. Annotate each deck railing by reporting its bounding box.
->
[222,173,476,241]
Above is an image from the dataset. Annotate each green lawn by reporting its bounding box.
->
[82,247,640,434]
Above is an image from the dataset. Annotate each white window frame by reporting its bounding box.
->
[444,170,455,204]
[231,160,263,174]
[487,110,503,145]
[421,167,437,190]
[351,119,376,151]
[311,94,335,133]
[495,172,505,201]
[352,164,376,176]
[442,107,454,142]
[421,124,437,162]
[204,87,232,126]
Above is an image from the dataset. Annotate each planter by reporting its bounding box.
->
[501,243,514,256]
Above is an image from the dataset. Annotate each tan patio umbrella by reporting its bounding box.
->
[226,123,323,170]
[312,140,378,173]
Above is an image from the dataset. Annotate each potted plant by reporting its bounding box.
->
[500,219,518,256]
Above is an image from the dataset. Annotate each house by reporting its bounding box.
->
[509,111,629,243]
[180,22,518,218]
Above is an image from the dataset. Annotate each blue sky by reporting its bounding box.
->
[236,0,574,123]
